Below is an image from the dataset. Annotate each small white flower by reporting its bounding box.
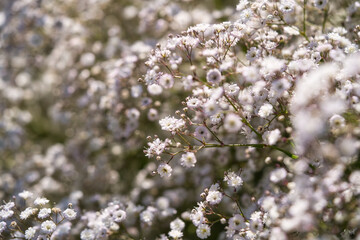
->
[170,218,185,231]
[206,190,222,205]
[314,0,327,9]
[0,209,14,219]
[159,116,186,133]
[270,168,287,183]
[196,224,211,239]
[329,114,345,130]
[38,208,51,219]
[158,73,174,89]
[229,214,246,230]
[279,0,295,13]
[140,207,156,224]
[187,97,202,109]
[224,113,242,132]
[113,209,126,222]
[147,108,159,121]
[20,207,35,220]
[19,190,34,200]
[147,84,163,95]
[63,208,77,220]
[34,197,49,206]
[206,69,222,84]
[41,220,56,234]
[190,210,204,227]
[180,152,197,168]
[157,163,172,178]
[258,103,273,118]
[224,171,243,188]
[194,126,210,141]
[80,229,95,240]
[169,229,183,239]
[246,47,260,61]
[0,221,6,234]
[264,129,281,145]
[25,227,36,239]
[203,100,218,116]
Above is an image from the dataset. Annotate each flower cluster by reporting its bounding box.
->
[1,0,360,239]
[0,191,76,239]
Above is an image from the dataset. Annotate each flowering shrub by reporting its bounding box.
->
[1,0,360,239]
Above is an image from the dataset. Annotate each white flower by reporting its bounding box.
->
[20,207,35,220]
[169,229,183,239]
[194,126,210,141]
[270,227,287,240]
[147,108,159,121]
[264,129,281,145]
[229,214,246,231]
[147,84,163,95]
[187,97,202,109]
[279,0,295,13]
[113,209,126,222]
[0,221,6,234]
[258,103,273,118]
[224,84,240,96]
[34,197,49,206]
[159,73,174,89]
[80,229,95,240]
[0,209,14,219]
[180,152,197,168]
[329,114,345,130]
[270,168,287,183]
[157,163,172,178]
[190,210,204,226]
[170,218,185,231]
[224,113,243,132]
[41,220,56,234]
[159,116,186,133]
[203,100,218,116]
[206,69,222,84]
[246,47,260,61]
[38,208,51,219]
[196,224,211,239]
[140,207,156,224]
[126,108,140,120]
[224,171,243,188]
[210,113,224,124]
[63,208,77,220]
[314,0,327,9]
[206,190,222,205]
[25,227,36,240]
[19,190,34,200]
[145,138,169,158]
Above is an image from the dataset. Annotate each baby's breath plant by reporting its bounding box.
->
[1,0,360,239]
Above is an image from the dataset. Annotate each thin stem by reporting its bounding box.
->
[203,121,224,145]
[176,132,191,146]
[203,143,298,159]
[223,94,262,138]
[224,94,238,112]
[322,6,329,33]
[303,0,307,35]
[242,118,262,139]
[223,192,248,222]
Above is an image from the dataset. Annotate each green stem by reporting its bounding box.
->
[204,143,298,159]
[322,6,329,33]
[242,118,262,139]
[203,121,224,145]
[303,0,307,35]
[224,95,262,138]
[224,94,238,112]
[176,132,191,146]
